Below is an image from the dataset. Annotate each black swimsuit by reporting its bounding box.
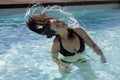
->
[58,31,85,57]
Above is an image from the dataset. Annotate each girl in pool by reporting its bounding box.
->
[26,13,106,72]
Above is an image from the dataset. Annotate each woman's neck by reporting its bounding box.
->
[57,29,68,39]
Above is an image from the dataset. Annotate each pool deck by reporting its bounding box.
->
[0,0,119,16]
[0,0,119,4]
[0,0,120,8]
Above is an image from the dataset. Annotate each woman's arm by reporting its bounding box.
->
[74,28,106,63]
[50,41,70,72]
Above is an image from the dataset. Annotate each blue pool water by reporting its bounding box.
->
[0,6,120,80]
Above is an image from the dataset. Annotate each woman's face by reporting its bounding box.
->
[49,19,67,32]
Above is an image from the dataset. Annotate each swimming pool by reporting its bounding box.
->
[0,6,120,80]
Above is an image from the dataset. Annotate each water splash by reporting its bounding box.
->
[25,3,79,27]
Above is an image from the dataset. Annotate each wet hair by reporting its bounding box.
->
[26,13,56,38]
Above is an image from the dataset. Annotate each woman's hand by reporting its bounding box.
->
[59,64,71,73]
[91,45,107,63]
[100,55,107,63]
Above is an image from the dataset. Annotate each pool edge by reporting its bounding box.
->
[0,1,120,9]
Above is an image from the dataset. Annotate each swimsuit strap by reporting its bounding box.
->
[72,31,85,53]
[57,29,85,56]
[58,35,75,56]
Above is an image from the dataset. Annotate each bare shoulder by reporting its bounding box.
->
[50,37,60,53]
[72,27,96,47]
[50,37,59,48]
[72,27,86,36]
[72,27,84,31]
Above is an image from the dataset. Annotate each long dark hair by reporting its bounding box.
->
[26,13,56,38]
